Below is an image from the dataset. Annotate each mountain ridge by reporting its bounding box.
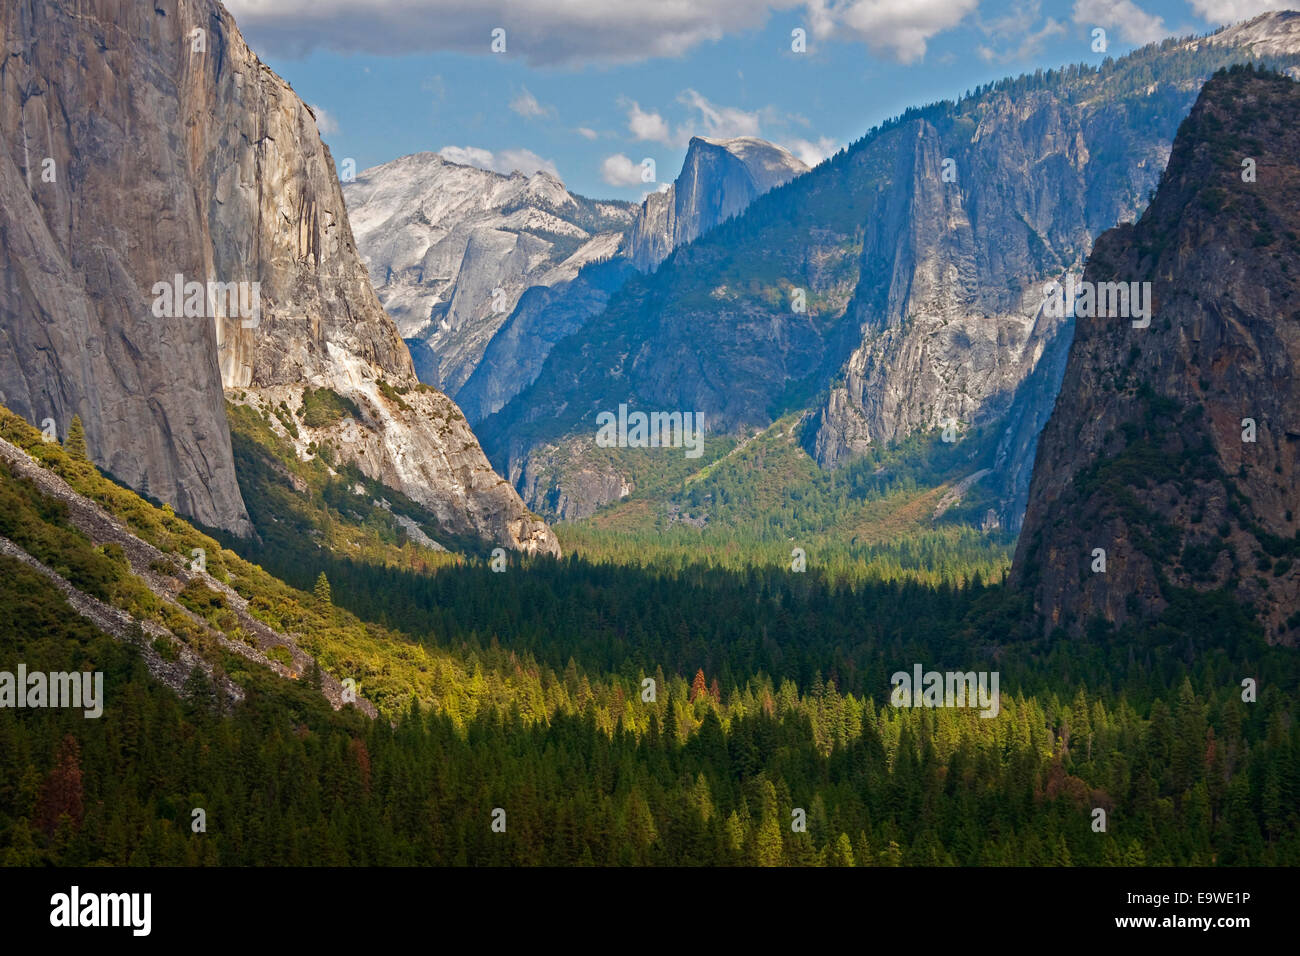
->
[347,135,809,425]
[476,13,1300,527]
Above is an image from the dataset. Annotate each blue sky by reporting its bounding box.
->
[226,0,1290,198]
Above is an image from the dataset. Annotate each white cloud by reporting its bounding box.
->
[620,90,834,170]
[679,89,762,140]
[225,1,975,66]
[510,87,553,119]
[981,19,1068,62]
[1071,0,1168,45]
[622,91,762,148]
[1186,0,1292,23]
[438,145,561,178]
[439,146,495,169]
[576,126,600,140]
[975,1,1069,63]
[225,0,805,66]
[624,100,674,145]
[808,0,980,63]
[783,135,839,166]
[310,104,339,136]
[600,154,652,187]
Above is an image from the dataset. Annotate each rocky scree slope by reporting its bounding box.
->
[0,420,376,714]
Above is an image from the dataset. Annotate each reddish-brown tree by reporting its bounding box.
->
[691,669,709,702]
[37,735,84,836]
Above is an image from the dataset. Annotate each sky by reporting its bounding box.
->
[225,0,1294,199]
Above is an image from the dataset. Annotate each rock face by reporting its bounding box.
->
[624,136,809,272]
[343,152,636,396]
[457,257,635,424]
[0,0,557,555]
[986,318,1074,534]
[346,138,806,427]
[0,0,253,535]
[481,14,1300,523]
[513,440,634,522]
[1206,8,1300,55]
[1013,66,1300,644]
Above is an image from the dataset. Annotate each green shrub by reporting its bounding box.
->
[299,388,361,428]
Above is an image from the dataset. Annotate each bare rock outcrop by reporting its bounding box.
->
[625,136,809,272]
[1013,67,1300,643]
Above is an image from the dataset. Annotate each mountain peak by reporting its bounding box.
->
[342,145,635,395]
[1013,65,1300,641]
[689,135,808,177]
[625,134,807,271]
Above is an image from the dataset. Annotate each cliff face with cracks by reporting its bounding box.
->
[0,0,254,535]
[1014,67,1300,643]
[0,0,557,555]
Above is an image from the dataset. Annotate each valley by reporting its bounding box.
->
[0,0,1296,883]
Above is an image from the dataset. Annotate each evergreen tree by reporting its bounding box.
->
[65,414,87,460]
[755,811,784,867]
[314,572,332,607]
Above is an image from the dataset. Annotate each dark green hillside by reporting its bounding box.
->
[2,404,1298,866]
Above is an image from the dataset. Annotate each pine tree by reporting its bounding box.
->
[755,811,784,866]
[36,735,84,836]
[691,668,709,703]
[65,414,87,460]
[831,832,856,867]
[314,572,332,607]
[725,810,746,854]
[1071,689,1093,761]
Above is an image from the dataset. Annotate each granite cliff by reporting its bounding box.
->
[0,0,557,555]
[624,136,808,272]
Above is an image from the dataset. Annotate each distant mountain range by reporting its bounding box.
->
[345,137,808,423]
[453,13,1300,530]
